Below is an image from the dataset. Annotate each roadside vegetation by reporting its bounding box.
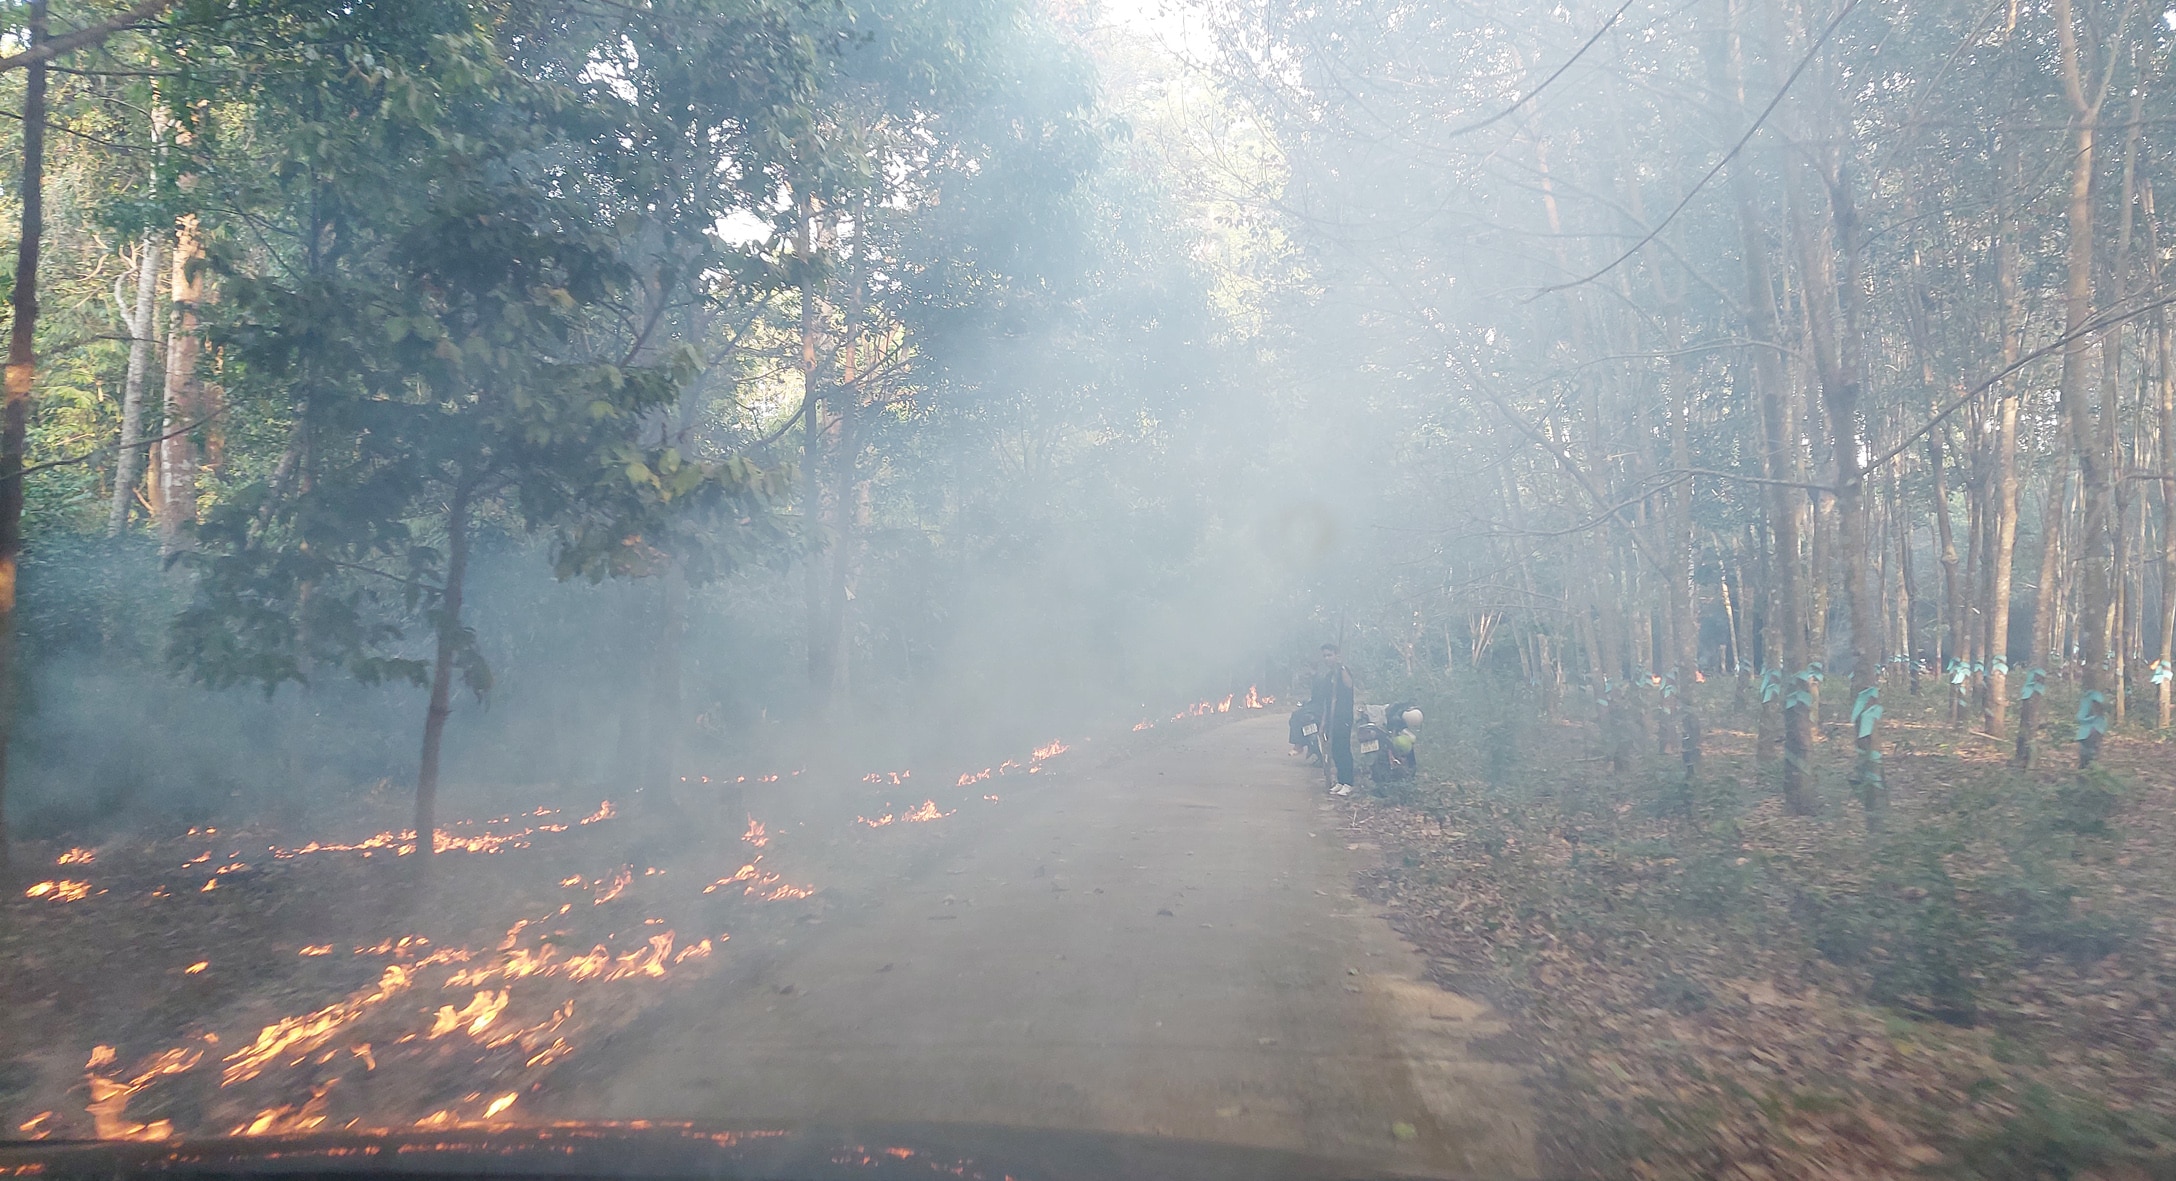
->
[1347,670,2176,1179]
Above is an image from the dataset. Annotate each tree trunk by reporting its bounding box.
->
[2102,80,2146,730]
[1931,424,1966,722]
[1719,0,1809,810]
[2018,453,2071,768]
[1895,466,1922,694]
[1984,171,2025,731]
[1669,389,1700,777]
[157,215,207,557]
[2156,300,2175,730]
[415,478,472,865]
[2052,0,2118,768]
[795,190,836,707]
[0,0,46,876]
[820,276,866,703]
[1793,144,1885,815]
[824,395,854,699]
[107,236,161,537]
[654,559,689,794]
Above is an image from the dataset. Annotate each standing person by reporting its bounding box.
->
[1316,643,1357,795]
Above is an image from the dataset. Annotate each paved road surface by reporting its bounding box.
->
[558,716,1535,1178]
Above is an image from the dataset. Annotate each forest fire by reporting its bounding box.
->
[86,1046,203,1140]
[1167,686,1269,721]
[265,802,614,861]
[858,798,954,827]
[951,735,1076,787]
[591,867,634,904]
[221,962,425,1085]
[741,818,767,848]
[24,880,92,902]
[702,853,815,901]
[56,848,94,865]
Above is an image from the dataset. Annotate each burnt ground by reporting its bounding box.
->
[1,712,1537,1179]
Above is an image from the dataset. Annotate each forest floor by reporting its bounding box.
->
[1345,690,2176,1180]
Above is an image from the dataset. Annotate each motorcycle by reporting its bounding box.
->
[1355,701,1421,788]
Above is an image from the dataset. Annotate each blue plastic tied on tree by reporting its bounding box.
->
[2020,668,2047,700]
[1851,686,1882,739]
[1785,664,1821,712]
[2152,659,2173,687]
[2075,691,2110,742]
[1759,668,1783,704]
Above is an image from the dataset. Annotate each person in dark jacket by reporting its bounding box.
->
[1314,644,1357,794]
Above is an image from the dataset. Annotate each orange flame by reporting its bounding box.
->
[269,802,607,861]
[703,858,813,900]
[592,866,633,905]
[86,1046,202,1140]
[24,880,91,902]
[55,847,94,865]
[427,991,509,1039]
[742,818,768,848]
[222,962,421,1085]
[233,1078,340,1137]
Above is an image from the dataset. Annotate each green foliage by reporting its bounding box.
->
[1952,1086,2176,1181]
[153,0,789,693]
[2051,768,2124,837]
[2000,876,2134,964]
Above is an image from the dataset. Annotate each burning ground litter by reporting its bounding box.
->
[0,795,810,1141]
[0,693,1262,1144]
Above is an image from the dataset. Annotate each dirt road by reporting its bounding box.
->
[557,716,1536,1178]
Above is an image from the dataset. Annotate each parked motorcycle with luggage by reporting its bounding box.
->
[1353,701,1422,788]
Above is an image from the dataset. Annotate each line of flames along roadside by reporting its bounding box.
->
[48,819,771,1144]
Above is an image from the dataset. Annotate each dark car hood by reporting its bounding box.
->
[0,1122,1440,1181]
